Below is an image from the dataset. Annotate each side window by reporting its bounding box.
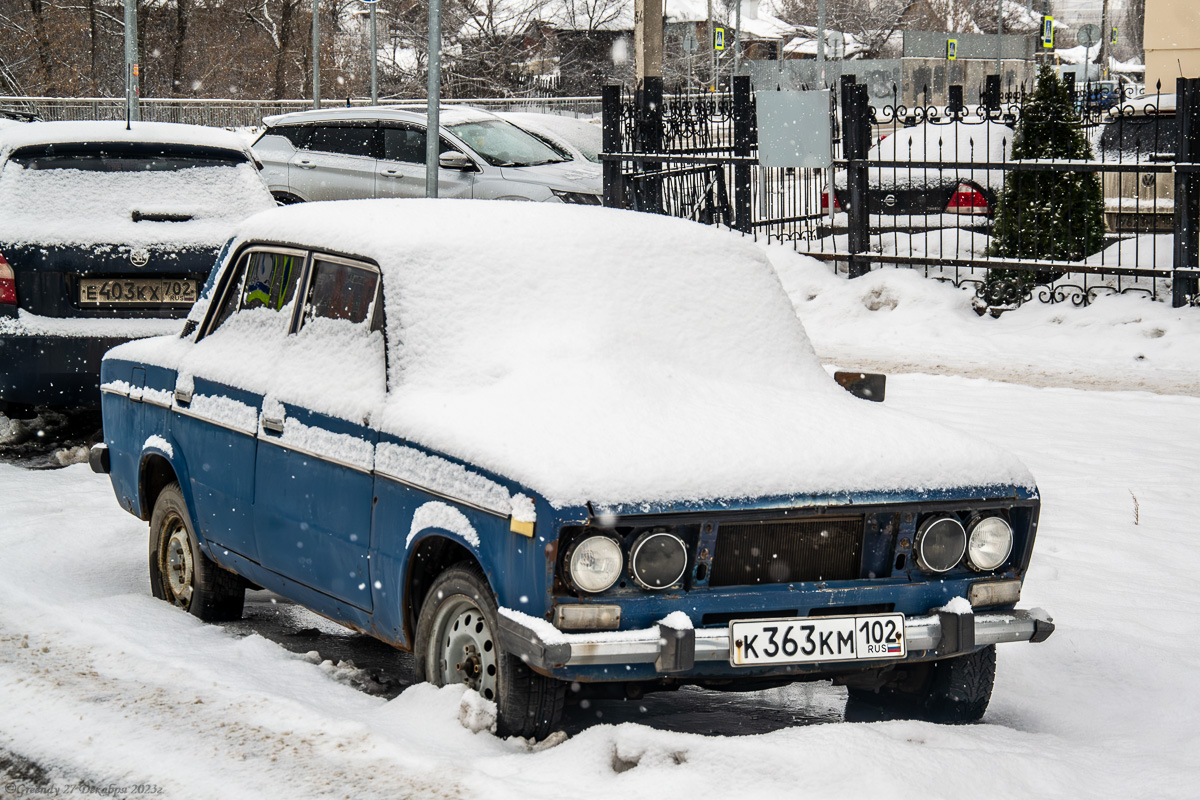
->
[240,251,302,312]
[271,125,311,149]
[382,126,425,164]
[382,127,457,162]
[306,125,379,158]
[303,257,382,332]
[205,249,304,337]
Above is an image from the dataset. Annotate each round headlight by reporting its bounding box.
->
[967,516,1013,571]
[568,535,623,593]
[629,531,688,590]
[915,516,967,573]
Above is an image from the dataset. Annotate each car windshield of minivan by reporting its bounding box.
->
[446,120,570,167]
[9,142,250,171]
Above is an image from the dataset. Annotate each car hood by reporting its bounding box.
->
[498,161,601,194]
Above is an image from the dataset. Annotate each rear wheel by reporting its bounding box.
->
[414,565,565,739]
[148,482,245,621]
[845,645,996,724]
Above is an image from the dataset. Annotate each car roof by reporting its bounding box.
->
[262,105,501,129]
[0,120,253,155]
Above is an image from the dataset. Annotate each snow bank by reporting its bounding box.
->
[193,200,1032,507]
[764,242,1200,394]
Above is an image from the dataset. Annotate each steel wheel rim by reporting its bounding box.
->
[164,518,194,608]
[433,596,498,703]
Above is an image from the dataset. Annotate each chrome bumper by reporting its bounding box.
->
[498,608,1055,673]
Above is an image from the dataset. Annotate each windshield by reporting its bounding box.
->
[8,141,250,171]
[446,119,569,167]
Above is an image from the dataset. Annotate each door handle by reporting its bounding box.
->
[174,387,192,407]
[262,414,285,434]
[381,169,402,177]
[297,160,316,169]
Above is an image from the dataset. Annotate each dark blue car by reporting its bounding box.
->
[94,200,1054,738]
[0,121,274,413]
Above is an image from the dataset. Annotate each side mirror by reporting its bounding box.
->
[834,371,886,402]
[438,151,475,171]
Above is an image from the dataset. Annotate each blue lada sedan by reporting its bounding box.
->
[93,200,1054,738]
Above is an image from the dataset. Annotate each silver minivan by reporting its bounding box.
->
[252,106,602,205]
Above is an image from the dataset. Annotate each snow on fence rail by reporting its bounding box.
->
[0,95,603,128]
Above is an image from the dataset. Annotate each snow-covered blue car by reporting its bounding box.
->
[93,200,1054,738]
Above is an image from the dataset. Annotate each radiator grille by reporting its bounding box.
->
[708,516,864,587]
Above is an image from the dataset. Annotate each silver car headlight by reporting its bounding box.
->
[567,535,623,593]
[915,515,967,573]
[967,516,1014,571]
[551,189,602,205]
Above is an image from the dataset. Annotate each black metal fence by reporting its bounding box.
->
[601,74,1200,310]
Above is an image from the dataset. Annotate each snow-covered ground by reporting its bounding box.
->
[3,245,1199,798]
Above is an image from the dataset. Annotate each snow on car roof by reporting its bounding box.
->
[0,120,253,155]
[262,105,498,129]
[128,200,1034,507]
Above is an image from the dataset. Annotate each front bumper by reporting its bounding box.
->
[499,608,1055,677]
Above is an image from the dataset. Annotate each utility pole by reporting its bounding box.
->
[733,0,742,76]
[707,0,715,91]
[312,0,321,109]
[1098,0,1112,77]
[996,0,1003,82]
[817,0,826,86]
[426,0,441,198]
[635,0,663,90]
[123,0,139,122]
[369,1,378,104]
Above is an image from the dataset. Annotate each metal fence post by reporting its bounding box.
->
[635,76,664,214]
[1173,77,1200,307]
[602,84,623,209]
[841,77,870,278]
[733,74,754,233]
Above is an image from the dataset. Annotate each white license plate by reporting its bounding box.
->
[79,277,197,305]
[730,613,906,666]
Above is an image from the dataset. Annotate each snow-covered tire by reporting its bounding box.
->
[414,564,565,739]
[846,645,996,724]
[148,482,244,622]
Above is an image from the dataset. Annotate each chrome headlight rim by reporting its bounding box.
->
[915,515,967,573]
[565,533,624,594]
[628,530,689,591]
[966,515,1014,572]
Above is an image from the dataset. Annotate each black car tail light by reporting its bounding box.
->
[0,252,15,305]
[945,183,990,215]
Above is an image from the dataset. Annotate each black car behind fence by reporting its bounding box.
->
[601,75,1200,310]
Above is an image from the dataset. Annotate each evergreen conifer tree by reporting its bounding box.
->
[978,63,1106,310]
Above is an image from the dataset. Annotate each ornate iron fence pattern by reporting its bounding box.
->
[602,75,1200,310]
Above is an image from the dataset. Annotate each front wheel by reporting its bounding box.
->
[845,645,996,724]
[148,482,245,621]
[414,565,565,739]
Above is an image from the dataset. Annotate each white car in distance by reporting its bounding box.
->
[252,106,602,205]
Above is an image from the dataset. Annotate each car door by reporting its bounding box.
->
[251,253,386,611]
[289,123,380,201]
[172,246,305,562]
[376,124,474,199]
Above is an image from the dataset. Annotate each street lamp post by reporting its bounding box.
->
[312,0,321,109]
[124,0,139,122]
[426,0,442,198]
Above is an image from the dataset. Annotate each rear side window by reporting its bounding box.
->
[304,257,382,331]
[8,142,250,171]
[305,125,379,158]
[268,125,311,149]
